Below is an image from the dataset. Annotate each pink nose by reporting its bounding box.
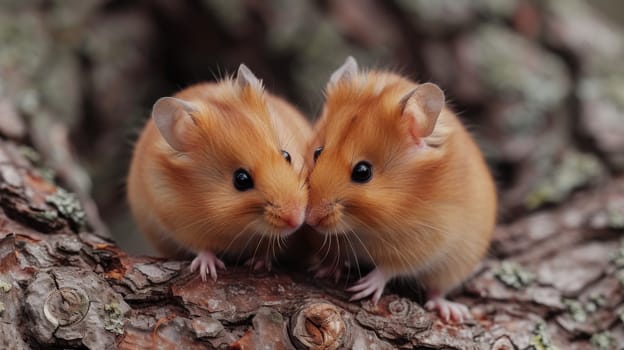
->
[282,210,304,229]
[305,210,326,227]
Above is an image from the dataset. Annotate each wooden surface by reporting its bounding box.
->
[1,138,623,349]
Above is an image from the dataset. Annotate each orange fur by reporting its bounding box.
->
[307,70,497,294]
[127,79,312,260]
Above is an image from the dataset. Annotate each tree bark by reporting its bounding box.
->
[1,138,623,350]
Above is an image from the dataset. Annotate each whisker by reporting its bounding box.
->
[317,233,329,255]
[269,234,276,267]
[236,231,259,266]
[343,232,361,281]
[350,217,415,273]
[275,234,283,252]
[316,234,332,269]
[332,229,341,277]
[219,220,257,260]
[249,233,266,273]
[348,228,375,270]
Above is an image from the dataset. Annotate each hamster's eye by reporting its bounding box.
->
[233,169,254,191]
[314,147,323,162]
[281,150,291,164]
[351,161,372,183]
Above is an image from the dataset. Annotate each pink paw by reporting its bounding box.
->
[244,256,272,272]
[346,267,388,304]
[310,264,343,283]
[189,250,226,282]
[424,297,472,323]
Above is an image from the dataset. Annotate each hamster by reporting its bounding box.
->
[305,57,497,322]
[127,64,312,281]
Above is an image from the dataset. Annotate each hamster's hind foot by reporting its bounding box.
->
[424,296,471,323]
[190,250,226,282]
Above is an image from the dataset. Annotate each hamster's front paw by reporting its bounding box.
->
[244,255,273,272]
[313,265,342,283]
[308,260,347,283]
[347,267,389,304]
[190,250,226,282]
[425,296,472,323]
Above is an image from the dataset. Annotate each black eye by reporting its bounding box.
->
[281,150,291,164]
[314,147,323,162]
[233,169,254,191]
[351,161,372,183]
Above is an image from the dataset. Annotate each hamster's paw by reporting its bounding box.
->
[347,267,388,304]
[424,297,471,323]
[244,256,272,272]
[309,258,353,283]
[310,264,343,283]
[190,250,226,282]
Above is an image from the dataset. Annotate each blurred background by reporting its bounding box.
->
[0,0,622,255]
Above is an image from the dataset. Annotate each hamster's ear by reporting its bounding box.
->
[152,97,198,152]
[236,63,263,91]
[401,83,445,141]
[329,56,358,86]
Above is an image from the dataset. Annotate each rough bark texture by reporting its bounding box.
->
[1,137,624,349]
[1,0,624,349]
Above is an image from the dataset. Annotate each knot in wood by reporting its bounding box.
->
[291,302,346,350]
[43,287,89,327]
[387,298,410,316]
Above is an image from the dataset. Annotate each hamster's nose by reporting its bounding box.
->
[305,209,326,227]
[283,209,305,229]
